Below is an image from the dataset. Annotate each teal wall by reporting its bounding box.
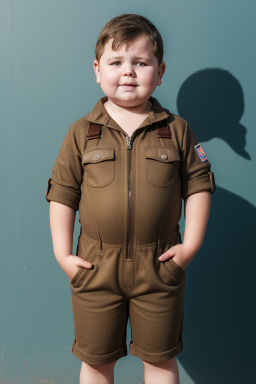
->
[1,1,255,383]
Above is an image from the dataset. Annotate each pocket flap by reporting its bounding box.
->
[82,147,115,164]
[145,147,180,162]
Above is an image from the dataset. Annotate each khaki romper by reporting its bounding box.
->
[45,96,216,365]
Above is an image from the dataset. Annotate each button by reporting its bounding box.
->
[160,154,168,160]
[93,154,101,161]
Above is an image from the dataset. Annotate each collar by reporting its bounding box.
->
[84,96,170,130]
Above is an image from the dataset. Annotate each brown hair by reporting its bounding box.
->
[95,14,164,66]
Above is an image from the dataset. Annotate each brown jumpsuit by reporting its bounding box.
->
[45,95,216,365]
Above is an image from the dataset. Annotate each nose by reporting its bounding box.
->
[122,64,135,77]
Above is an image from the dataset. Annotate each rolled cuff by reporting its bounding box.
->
[45,178,80,211]
[181,171,216,200]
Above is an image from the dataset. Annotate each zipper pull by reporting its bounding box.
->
[126,135,132,149]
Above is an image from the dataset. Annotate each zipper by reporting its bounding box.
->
[103,127,136,259]
[125,134,133,259]
[110,126,144,260]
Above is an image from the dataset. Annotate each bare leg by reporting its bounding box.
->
[79,360,116,384]
[142,357,180,384]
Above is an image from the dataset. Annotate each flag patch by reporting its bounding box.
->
[194,144,208,162]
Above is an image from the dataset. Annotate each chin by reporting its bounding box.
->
[118,100,143,108]
[115,96,148,106]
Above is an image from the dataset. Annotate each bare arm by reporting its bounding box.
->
[183,191,211,254]
[49,201,76,261]
[49,201,92,281]
[158,191,211,270]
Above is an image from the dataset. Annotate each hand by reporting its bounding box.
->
[57,254,93,282]
[158,243,197,271]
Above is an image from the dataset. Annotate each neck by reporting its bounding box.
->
[104,98,152,116]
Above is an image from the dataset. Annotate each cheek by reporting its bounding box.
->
[101,69,119,85]
[140,69,158,86]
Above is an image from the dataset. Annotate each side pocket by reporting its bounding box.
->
[70,227,85,287]
[157,239,185,286]
[163,257,185,280]
[70,266,87,287]
[70,234,96,290]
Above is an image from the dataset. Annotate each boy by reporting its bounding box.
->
[46,14,215,384]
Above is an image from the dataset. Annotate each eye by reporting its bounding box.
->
[110,61,121,66]
[136,62,147,67]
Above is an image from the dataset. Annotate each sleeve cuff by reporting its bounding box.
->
[45,178,80,211]
[181,171,216,200]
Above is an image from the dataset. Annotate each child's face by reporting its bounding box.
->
[94,34,165,108]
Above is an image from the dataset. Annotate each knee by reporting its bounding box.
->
[82,360,117,372]
[142,357,179,384]
[80,361,116,384]
[142,357,177,368]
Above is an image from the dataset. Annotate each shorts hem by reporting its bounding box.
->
[129,339,183,363]
[72,338,127,365]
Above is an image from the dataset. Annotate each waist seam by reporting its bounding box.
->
[80,231,181,248]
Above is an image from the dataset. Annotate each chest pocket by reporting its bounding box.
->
[145,147,180,187]
[82,147,115,188]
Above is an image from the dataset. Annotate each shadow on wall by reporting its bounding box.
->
[177,68,256,384]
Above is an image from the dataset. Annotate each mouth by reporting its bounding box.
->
[120,84,137,87]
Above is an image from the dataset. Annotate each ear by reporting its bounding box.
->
[93,60,101,84]
[157,61,166,86]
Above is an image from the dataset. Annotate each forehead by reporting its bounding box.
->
[101,34,155,57]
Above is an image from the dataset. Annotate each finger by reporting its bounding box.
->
[158,248,175,261]
[81,260,93,269]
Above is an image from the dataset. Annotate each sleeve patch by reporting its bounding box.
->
[194,144,208,162]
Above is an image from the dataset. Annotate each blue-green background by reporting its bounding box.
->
[1,1,255,383]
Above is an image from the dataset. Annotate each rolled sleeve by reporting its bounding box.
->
[45,177,81,211]
[45,124,83,211]
[180,122,216,200]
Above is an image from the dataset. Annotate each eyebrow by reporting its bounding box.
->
[107,57,123,61]
[107,56,151,61]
